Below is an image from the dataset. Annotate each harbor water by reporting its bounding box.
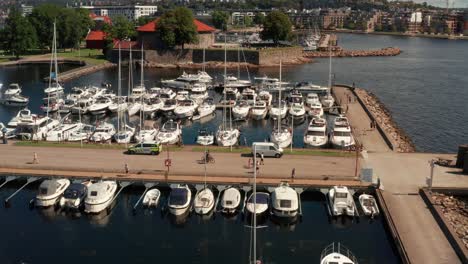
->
[1,34,467,152]
[0,182,399,264]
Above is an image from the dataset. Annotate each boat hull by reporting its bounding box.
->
[85,197,113,214]
[35,195,61,207]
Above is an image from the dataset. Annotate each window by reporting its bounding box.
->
[90,191,98,197]
[40,188,48,195]
[225,201,233,205]
[270,146,276,150]
[279,200,292,208]
[335,192,347,198]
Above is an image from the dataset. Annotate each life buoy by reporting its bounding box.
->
[165,159,171,167]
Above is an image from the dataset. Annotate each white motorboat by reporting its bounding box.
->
[175,90,190,102]
[59,181,92,210]
[0,122,16,139]
[114,124,135,144]
[15,116,59,141]
[45,122,81,142]
[89,122,116,142]
[1,94,29,106]
[196,129,214,146]
[190,83,208,103]
[304,118,328,147]
[321,93,335,109]
[142,188,161,208]
[127,100,142,116]
[146,87,161,99]
[159,88,176,102]
[41,96,63,113]
[271,182,299,218]
[108,96,128,113]
[71,96,94,114]
[135,126,158,143]
[295,82,328,94]
[84,181,118,213]
[330,116,355,149]
[168,184,192,216]
[308,102,324,118]
[88,96,112,115]
[241,88,257,105]
[8,108,31,128]
[66,87,89,101]
[232,100,250,120]
[35,179,71,207]
[269,100,288,119]
[58,98,76,114]
[220,187,241,214]
[289,102,306,119]
[359,194,380,217]
[246,192,270,215]
[328,186,356,217]
[250,100,268,120]
[258,90,273,106]
[305,92,320,107]
[160,99,178,116]
[271,126,292,148]
[320,242,358,264]
[156,119,181,144]
[4,83,21,96]
[194,187,215,215]
[67,124,94,142]
[222,87,240,103]
[143,97,163,117]
[224,75,252,90]
[216,127,240,147]
[174,99,198,119]
[193,99,215,120]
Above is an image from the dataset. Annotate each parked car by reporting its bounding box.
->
[127,142,161,155]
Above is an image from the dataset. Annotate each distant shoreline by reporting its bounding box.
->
[323,29,468,41]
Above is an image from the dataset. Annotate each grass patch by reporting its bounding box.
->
[14,141,127,150]
[57,49,108,65]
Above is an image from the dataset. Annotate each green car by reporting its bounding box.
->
[127,142,161,155]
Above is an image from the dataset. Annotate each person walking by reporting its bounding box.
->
[260,153,264,165]
[291,168,295,181]
[256,162,260,175]
[32,152,39,164]
[124,163,129,174]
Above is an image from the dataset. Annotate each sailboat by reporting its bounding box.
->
[127,45,143,116]
[44,22,64,96]
[321,48,335,110]
[114,44,135,144]
[270,60,292,148]
[216,34,240,147]
[194,146,215,215]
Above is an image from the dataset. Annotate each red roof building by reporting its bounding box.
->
[89,13,112,25]
[137,18,216,33]
[85,30,107,49]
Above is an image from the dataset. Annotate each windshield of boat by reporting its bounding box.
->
[336,192,347,198]
[279,200,292,208]
[334,131,351,137]
[64,189,80,199]
[248,193,268,204]
[40,187,48,195]
[90,191,98,197]
[169,188,188,205]
[307,131,324,136]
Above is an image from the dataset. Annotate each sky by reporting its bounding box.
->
[397,0,468,8]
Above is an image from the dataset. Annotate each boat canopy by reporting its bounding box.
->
[248,193,269,204]
[169,188,188,205]
[64,183,87,199]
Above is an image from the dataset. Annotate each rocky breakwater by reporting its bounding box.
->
[355,88,415,152]
[432,193,468,250]
[305,47,401,58]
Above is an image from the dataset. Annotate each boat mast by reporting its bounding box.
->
[253,144,257,264]
[278,59,282,133]
[140,43,144,87]
[237,45,240,80]
[128,45,133,97]
[223,33,227,131]
[328,46,332,95]
[139,44,144,134]
[117,44,121,135]
[202,47,206,72]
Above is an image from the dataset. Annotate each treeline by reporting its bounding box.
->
[0,4,93,58]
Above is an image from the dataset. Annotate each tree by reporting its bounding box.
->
[212,10,229,31]
[253,12,265,26]
[0,9,37,59]
[260,11,292,44]
[103,15,136,41]
[244,16,253,27]
[137,16,154,26]
[28,4,62,50]
[157,7,198,49]
[57,8,93,49]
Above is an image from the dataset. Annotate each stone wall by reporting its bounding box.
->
[192,49,259,64]
[257,47,304,65]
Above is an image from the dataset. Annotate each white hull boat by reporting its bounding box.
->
[128,102,142,116]
[1,94,29,106]
[67,125,94,142]
[196,129,214,146]
[246,192,270,215]
[331,116,355,149]
[156,120,181,145]
[320,242,358,264]
[89,122,116,142]
[232,101,250,120]
[194,187,215,215]
[135,127,158,143]
[221,187,241,214]
[46,122,81,142]
[308,102,324,119]
[269,104,288,119]
[304,118,328,147]
[59,181,92,210]
[142,188,161,208]
[359,194,380,217]
[328,186,356,217]
[250,101,268,120]
[35,179,71,207]
[271,182,299,218]
[168,184,192,216]
[84,181,118,214]
[271,128,292,148]
[88,97,112,115]
[193,100,215,120]
[114,125,135,144]
[216,128,240,147]
[174,99,198,119]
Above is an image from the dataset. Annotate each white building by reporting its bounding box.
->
[80,5,158,20]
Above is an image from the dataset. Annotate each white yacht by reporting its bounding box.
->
[258,90,272,106]
[35,179,71,207]
[45,122,81,142]
[59,181,92,210]
[250,100,268,120]
[196,129,214,146]
[216,126,240,147]
[66,87,88,101]
[71,96,94,114]
[328,186,356,217]
[0,122,16,138]
[174,99,198,119]
[108,96,128,113]
[135,126,158,143]
[156,119,181,144]
[295,82,328,94]
[271,126,292,148]
[4,83,21,96]
[304,118,328,147]
[168,184,192,216]
[288,91,306,119]
[194,187,215,215]
[88,96,112,115]
[114,124,135,144]
[15,115,59,141]
[193,98,215,120]
[222,87,240,103]
[142,188,161,208]
[330,116,355,149]
[321,93,335,109]
[146,87,161,99]
[308,102,324,119]
[305,93,320,107]
[320,242,358,264]
[84,181,118,214]
[67,124,94,142]
[359,194,380,217]
[269,100,288,119]
[8,108,31,128]
[159,88,176,102]
[142,97,163,117]
[162,71,210,90]
[89,122,116,142]
[190,83,208,103]
[1,94,29,106]
[175,90,190,102]
[245,192,270,216]
[220,187,241,214]
[232,100,250,120]
[241,88,257,105]
[224,75,252,90]
[160,99,178,116]
[271,182,299,218]
[41,96,63,113]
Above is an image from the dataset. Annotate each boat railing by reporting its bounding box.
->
[320,242,358,264]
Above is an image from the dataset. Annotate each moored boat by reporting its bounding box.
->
[359,193,380,217]
[168,184,192,216]
[271,182,298,218]
[84,181,118,214]
[35,179,71,207]
[142,188,161,208]
[220,187,241,214]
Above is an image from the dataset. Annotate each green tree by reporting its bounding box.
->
[137,16,154,26]
[157,7,198,49]
[253,12,265,26]
[260,11,292,44]
[0,9,37,59]
[244,16,253,27]
[103,15,136,41]
[57,8,93,49]
[28,3,62,50]
[211,10,229,31]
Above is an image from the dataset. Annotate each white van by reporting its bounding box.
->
[252,142,284,158]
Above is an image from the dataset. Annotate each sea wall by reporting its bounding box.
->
[305,47,401,58]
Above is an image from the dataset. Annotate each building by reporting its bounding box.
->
[231,12,255,25]
[407,11,422,33]
[80,5,158,20]
[321,9,348,29]
[85,31,107,49]
[137,18,216,50]
[20,4,33,17]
